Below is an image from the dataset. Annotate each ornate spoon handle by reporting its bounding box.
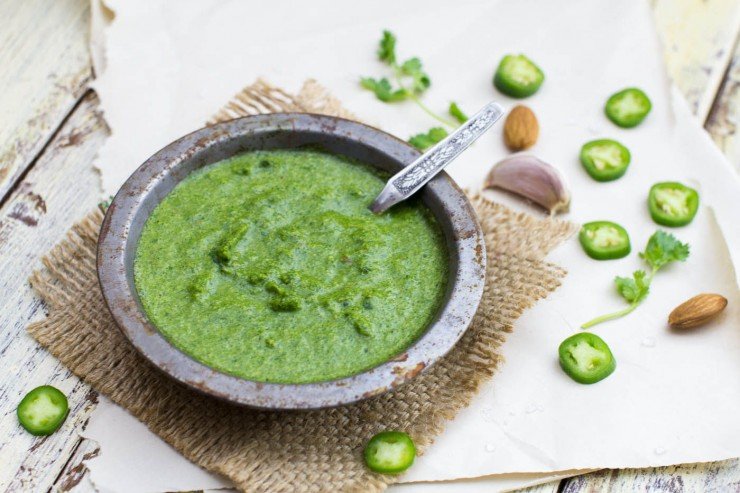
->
[370,101,504,214]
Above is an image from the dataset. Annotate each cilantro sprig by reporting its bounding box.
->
[408,127,448,150]
[581,231,690,329]
[448,102,468,124]
[98,195,115,213]
[361,30,467,150]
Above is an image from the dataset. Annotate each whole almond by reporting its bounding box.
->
[668,293,727,329]
[503,105,539,151]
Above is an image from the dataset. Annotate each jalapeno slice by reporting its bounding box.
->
[558,333,616,384]
[580,139,631,181]
[648,181,699,227]
[605,88,652,128]
[579,221,631,260]
[17,385,69,436]
[364,431,416,474]
[493,54,545,98]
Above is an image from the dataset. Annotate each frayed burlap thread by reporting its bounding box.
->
[208,78,357,125]
[28,80,577,492]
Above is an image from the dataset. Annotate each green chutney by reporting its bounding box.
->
[134,149,448,383]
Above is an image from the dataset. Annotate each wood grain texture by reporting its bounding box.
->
[0,93,107,493]
[706,36,740,170]
[516,481,561,493]
[653,0,740,121]
[54,439,101,493]
[561,460,740,492]
[0,0,92,199]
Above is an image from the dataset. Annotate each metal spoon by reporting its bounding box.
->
[370,101,504,214]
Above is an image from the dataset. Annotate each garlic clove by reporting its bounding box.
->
[484,155,570,215]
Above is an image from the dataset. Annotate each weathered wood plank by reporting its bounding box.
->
[706,36,740,169]
[652,0,740,121]
[0,0,92,199]
[516,481,561,493]
[54,438,100,493]
[561,460,740,492]
[0,93,107,493]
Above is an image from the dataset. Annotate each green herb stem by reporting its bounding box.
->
[393,75,456,128]
[581,268,658,329]
[410,93,457,128]
[581,302,640,329]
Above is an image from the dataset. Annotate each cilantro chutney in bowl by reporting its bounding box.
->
[98,113,485,409]
[135,149,448,384]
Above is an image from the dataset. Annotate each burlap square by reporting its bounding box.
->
[28,80,577,492]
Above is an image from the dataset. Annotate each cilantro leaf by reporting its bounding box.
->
[582,230,690,329]
[408,127,448,150]
[399,57,422,74]
[361,30,456,128]
[614,270,649,304]
[449,102,468,123]
[378,30,397,64]
[360,77,407,102]
[639,230,690,271]
[399,57,431,93]
[98,195,114,213]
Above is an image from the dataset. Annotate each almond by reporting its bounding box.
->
[668,293,728,329]
[503,105,539,151]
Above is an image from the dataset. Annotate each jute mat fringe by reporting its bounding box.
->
[28,80,577,492]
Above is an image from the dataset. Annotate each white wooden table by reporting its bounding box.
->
[0,1,738,491]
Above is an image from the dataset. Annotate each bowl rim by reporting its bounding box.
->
[97,113,486,410]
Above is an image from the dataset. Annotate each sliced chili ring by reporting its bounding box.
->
[580,139,631,182]
[605,88,652,128]
[493,54,545,98]
[579,221,631,260]
[364,431,416,474]
[648,181,699,227]
[17,385,69,436]
[558,332,616,384]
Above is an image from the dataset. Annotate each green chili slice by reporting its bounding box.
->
[605,87,651,128]
[364,431,416,474]
[579,221,631,260]
[493,54,544,98]
[648,181,699,227]
[558,333,616,384]
[17,385,69,436]
[580,139,631,181]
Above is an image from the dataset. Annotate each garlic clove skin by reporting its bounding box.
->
[484,155,571,215]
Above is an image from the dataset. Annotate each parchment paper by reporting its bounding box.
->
[86,0,740,490]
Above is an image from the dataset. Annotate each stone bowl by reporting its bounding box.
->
[97,113,486,409]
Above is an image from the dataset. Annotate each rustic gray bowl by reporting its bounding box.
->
[97,113,486,410]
